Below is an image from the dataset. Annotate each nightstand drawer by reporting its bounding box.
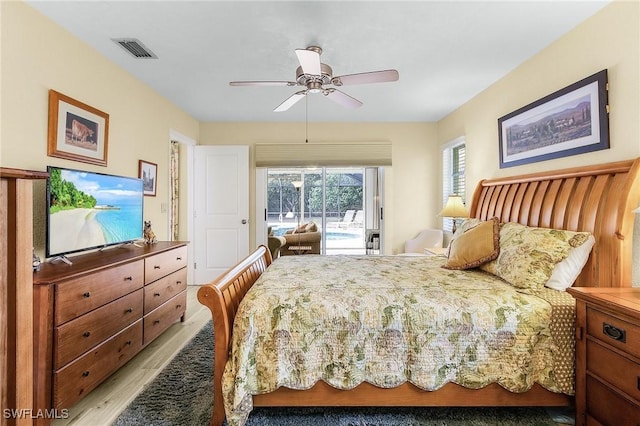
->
[586,375,640,426]
[587,340,640,402]
[587,307,640,359]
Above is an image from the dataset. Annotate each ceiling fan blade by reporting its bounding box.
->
[324,89,362,109]
[273,91,306,112]
[295,48,321,75]
[230,81,296,87]
[331,69,399,86]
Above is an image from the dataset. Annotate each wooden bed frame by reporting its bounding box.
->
[198,158,640,426]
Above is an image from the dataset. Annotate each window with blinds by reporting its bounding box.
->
[442,137,466,232]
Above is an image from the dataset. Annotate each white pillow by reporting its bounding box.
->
[545,235,595,291]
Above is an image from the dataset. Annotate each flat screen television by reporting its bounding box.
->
[46,165,144,260]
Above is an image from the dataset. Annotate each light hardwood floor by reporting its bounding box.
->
[52,286,209,426]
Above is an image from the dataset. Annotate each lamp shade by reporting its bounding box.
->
[439,195,469,218]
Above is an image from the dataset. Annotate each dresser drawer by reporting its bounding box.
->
[53,320,143,409]
[144,268,187,314]
[55,289,143,369]
[586,375,640,426]
[144,291,186,345]
[55,260,144,325]
[587,340,640,402]
[586,307,640,359]
[144,246,187,284]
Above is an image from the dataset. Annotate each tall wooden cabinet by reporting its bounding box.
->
[1,167,49,426]
[0,167,48,426]
[33,241,187,422]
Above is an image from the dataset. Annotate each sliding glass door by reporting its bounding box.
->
[266,167,375,254]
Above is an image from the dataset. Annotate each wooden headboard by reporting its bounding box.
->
[469,159,640,288]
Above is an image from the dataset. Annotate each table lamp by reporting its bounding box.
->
[439,194,469,234]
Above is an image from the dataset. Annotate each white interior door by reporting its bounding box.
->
[193,145,249,284]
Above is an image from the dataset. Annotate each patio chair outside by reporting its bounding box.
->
[328,209,356,228]
[350,210,364,227]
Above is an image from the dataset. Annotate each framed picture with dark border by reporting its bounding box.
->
[47,90,109,166]
[138,160,157,196]
[498,69,609,168]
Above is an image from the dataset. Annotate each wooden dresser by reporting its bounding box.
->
[567,287,640,426]
[33,241,187,419]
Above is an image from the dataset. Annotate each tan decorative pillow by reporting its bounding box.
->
[480,222,593,293]
[442,217,500,270]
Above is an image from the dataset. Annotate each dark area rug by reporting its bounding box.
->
[113,321,570,425]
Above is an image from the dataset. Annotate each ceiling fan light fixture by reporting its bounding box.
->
[307,81,323,94]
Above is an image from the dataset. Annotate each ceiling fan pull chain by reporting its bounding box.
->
[305,95,309,144]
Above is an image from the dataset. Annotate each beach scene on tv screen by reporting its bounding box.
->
[48,168,143,256]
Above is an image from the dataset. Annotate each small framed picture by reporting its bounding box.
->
[47,90,110,166]
[138,160,157,196]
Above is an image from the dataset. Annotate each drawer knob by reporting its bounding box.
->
[126,340,132,346]
[83,292,91,298]
[176,257,182,261]
[124,276,133,281]
[154,265,161,270]
[176,281,182,285]
[82,371,90,377]
[153,319,160,325]
[83,331,91,338]
[125,308,133,313]
[154,292,161,297]
[603,322,626,343]
[176,304,182,309]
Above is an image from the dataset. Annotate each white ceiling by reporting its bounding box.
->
[26,1,610,123]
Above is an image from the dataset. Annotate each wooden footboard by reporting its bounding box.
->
[197,245,272,426]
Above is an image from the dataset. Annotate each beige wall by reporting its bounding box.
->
[198,122,439,253]
[0,1,199,256]
[438,0,640,197]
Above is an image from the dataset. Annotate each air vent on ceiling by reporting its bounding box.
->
[112,38,158,59]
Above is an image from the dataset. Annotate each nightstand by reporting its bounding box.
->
[424,247,448,256]
[566,287,640,426]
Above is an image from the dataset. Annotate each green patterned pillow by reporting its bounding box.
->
[480,222,592,293]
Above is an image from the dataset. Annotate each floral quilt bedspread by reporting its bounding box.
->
[223,255,573,426]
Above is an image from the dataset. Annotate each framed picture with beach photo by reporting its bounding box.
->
[139,160,157,196]
[47,90,110,166]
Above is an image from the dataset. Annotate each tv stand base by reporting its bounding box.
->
[48,255,72,265]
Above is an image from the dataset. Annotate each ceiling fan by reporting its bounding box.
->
[229,46,399,112]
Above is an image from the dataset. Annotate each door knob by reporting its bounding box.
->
[241,219,248,224]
